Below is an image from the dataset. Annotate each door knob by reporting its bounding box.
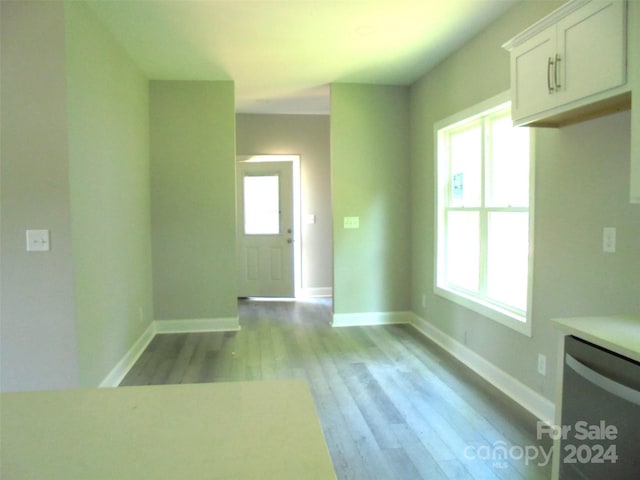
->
[287,238,293,244]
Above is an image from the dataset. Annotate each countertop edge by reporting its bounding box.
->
[552,315,640,363]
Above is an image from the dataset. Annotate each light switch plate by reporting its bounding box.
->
[26,229,50,252]
[343,216,359,229]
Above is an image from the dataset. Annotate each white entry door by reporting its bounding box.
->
[236,161,294,297]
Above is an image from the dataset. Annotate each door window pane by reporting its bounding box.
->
[446,211,480,292]
[487,212,529,310]
[244,175,280,234]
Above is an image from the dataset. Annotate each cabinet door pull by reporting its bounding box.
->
[547,56,555,93]
[554,53,561,90]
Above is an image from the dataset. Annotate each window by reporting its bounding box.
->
[435,92,534,336]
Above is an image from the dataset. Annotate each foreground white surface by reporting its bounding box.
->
[1,380,336,479]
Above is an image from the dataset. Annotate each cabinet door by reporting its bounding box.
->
[557,0,626,105]
[510,25,557,123]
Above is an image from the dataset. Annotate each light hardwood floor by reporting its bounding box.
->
[120,299,552,480]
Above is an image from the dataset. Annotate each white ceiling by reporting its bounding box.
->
[86,0,519,114]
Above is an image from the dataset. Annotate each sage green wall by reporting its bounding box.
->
[630,0,640,203]
[236,114,332,292]
[410,0,640,402]
[331,84,411,314]
[65,2,154,387]
[150,81,238,321]
[0,0,80,392]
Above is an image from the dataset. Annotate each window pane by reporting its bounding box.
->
[487,212,529,311]
[449,125,482,207]
[486,114,530,207]
[244,175,280,234]
[446,211,480,292]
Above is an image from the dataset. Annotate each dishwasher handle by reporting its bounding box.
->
[566,354,640,407]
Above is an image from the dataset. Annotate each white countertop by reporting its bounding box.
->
[1,380,336,480]
[552,314,640,362]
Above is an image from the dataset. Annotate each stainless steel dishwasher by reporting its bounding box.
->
[559,335,640,479]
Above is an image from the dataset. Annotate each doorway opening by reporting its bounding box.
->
[236,154,301,298]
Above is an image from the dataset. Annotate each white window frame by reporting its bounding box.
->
[434,91,535,337]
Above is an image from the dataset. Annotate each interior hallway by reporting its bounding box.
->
[120,299,551,480]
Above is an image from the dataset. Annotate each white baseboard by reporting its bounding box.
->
[154,316,241,334]
[99,316,240,387]
[332,310,413,327]
[410,314,555,424]
[297,287,333,298]
[99,321,156,388]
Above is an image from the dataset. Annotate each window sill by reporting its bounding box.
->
[434,286,532,337]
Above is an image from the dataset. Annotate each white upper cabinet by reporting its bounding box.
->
[558,1,626,105]
[504,0,629,127]
[510,25,558,120]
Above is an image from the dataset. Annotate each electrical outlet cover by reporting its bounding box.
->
[26,229,50,252]
[537,354,546,376]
